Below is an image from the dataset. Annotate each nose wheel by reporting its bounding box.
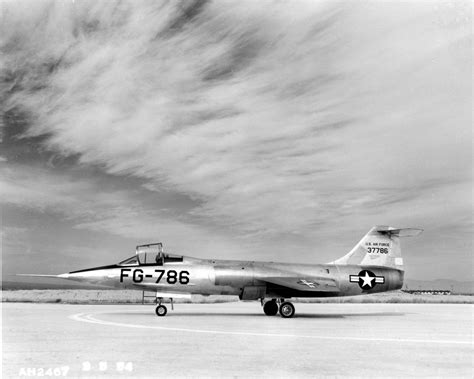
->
[155,297,174,317]
[155,304,167,317]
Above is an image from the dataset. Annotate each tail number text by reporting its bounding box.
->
[367,247,389,254]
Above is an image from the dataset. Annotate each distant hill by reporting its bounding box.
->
[2,280,110,290]
[404,279,473,294]
[4,278,472,294]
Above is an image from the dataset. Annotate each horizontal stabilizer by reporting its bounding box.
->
[263,276,339,292]
[375,227,423,237]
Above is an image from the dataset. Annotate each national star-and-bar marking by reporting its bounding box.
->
[349,270,385,289]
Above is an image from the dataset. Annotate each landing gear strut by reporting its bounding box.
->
[261,298,296,318]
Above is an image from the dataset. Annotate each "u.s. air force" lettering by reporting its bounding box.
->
[120,269,190,284]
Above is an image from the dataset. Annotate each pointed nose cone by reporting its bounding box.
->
[56,271,92,282]
[55,265,120,287]
[57,271,94,282]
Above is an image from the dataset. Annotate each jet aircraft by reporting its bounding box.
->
[22,226,422,318]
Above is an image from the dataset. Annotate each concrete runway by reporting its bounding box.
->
[3,302,473,378]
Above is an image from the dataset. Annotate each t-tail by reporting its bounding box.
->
[331,226,423,270]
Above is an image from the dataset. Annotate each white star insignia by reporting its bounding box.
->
[360,271,374,288]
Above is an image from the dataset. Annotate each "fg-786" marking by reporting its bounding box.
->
[120,269,189,284]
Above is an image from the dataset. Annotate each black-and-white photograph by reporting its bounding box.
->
[1,0,472,377]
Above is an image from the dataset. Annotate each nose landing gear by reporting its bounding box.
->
[261,298,296,318]
[155,304,167,316]
[155,297,173,317]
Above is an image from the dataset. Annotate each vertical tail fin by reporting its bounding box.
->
[331,226,423,269]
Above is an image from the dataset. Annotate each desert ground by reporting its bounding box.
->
[2,301,473,378]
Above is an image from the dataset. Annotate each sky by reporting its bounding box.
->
[1,0,472,282]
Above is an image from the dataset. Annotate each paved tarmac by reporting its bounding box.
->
[2,302,473,378]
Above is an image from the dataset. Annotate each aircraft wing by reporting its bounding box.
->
[132,282,193,298]
[262,276,340,292]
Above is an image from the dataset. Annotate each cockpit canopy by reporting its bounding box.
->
[118,242,183,266]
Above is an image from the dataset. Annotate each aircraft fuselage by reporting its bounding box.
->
[62,258,403,299]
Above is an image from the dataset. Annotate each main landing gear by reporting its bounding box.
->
[262,299,296,318]
[263,299,278,315]
[279,301,295,318]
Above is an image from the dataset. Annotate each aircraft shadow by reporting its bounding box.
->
[294,312,404,319]
[109,311,404,319]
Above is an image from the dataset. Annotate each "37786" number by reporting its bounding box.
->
[367,247,389,254]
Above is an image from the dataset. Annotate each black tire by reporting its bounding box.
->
[155,305,167,317]
[263,300,278,316]
[279,302,295,318]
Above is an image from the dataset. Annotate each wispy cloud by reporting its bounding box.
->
[0,164,247,256]
[1,1,471,278]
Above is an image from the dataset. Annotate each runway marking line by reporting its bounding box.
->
[69,312,471,346]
